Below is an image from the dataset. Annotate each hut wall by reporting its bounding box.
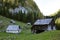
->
[47,25,52,30]
[53,26,56,30]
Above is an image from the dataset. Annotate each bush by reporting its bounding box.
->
[55,24,60,30]
[55,18,60,30]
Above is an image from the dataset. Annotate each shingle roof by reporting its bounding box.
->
[6,25,20,31]
[34,18,52,25]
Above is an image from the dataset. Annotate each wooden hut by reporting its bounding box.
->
[31,18,56,34]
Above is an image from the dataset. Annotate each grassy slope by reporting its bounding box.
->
[0,15,27,29]
[0,15,60,40]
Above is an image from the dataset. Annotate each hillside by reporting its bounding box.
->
[0,0,44,23]
[0,15,28,30]
[0,15,60,40]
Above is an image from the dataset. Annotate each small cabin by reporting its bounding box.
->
[31,18,56,34]
[6,25,21,33]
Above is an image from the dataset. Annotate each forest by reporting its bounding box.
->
[0,0,44,24]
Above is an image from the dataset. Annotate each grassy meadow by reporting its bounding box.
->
[0,15,60,40]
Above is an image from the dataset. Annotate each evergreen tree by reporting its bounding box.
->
[0,0,44,23]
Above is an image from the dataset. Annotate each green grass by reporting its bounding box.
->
[0,15,30,30]
[0,15,60,40]
[0,30,60,40]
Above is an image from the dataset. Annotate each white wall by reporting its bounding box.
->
[6,30,19,33]
[47,25,56,31]
[47,25,52,30]
[53,26,56,30]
